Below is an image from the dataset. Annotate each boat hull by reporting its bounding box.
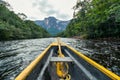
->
[15,42,120,80]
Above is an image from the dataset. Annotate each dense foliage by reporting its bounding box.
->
[60,0,120,38]
[0,3,50,41]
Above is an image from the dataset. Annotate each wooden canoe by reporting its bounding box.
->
[15,41,120,80]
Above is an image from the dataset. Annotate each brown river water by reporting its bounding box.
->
[0,38,120,80]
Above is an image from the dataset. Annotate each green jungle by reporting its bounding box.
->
[58,0,120,39]
[0,0,120,40]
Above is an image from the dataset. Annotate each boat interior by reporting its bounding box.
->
[25,46,112,80]
[15,39,120,80]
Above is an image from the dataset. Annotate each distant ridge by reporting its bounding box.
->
[35,17,70,36]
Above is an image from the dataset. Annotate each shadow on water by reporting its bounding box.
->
[0,38,120,80]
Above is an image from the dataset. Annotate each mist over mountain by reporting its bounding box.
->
[35,17,70,36]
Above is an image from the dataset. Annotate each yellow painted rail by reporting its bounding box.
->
[15,39,120,80]
[63,42,120,80]
[15,43,53,80]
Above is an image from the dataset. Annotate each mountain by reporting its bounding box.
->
[35,17,70,36]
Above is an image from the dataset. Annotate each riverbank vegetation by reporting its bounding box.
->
[0,1,50,41]
[59,0,120,39]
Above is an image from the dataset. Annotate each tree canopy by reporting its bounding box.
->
[0,2,50,41]
[59,0,120,39]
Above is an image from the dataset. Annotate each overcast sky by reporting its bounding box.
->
[4,0,77,20]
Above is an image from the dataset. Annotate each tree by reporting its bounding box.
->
[0,3,50,41]
[62,0,120,38]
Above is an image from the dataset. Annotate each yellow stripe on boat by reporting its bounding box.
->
[63,42,120,80]
[15,43,54,80]
[15,40,120,80]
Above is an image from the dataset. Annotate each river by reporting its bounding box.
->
[0,38,120,80]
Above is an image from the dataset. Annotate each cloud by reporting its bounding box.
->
[57,14,69,19]
[33,0,53,13]
[32,0,69,20]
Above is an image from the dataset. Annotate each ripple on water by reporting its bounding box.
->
[0,38,120,80]
[74,39,120,76]
[0,38,54,80]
